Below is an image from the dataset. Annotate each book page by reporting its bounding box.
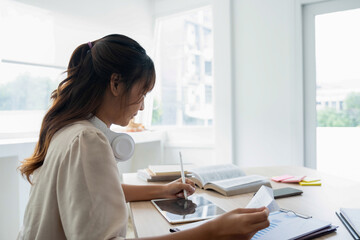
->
[246,186,279,212]
[171,210,334,240]
[210,175,267,190]
[251,211,331,240]
[191,164,245,186]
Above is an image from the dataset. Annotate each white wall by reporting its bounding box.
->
[232,0,303,167]
[0,142,36,240]
[0,156,19,240]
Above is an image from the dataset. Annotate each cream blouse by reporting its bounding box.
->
[18,120,128,240]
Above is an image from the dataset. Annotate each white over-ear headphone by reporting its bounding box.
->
[89,116,135,162]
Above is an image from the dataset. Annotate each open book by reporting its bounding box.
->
[190,164,271,196]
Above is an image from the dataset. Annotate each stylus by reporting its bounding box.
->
[179,152,188,199]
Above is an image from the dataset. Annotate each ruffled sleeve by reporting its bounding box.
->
[57,129,128,240]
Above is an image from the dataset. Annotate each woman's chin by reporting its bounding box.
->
[112,120,128,127]
[113,116,133,127]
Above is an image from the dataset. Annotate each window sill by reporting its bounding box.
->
[125,130,166,144]
[0,130,166,146]
[164,141,214,149]
[0,137,38,146]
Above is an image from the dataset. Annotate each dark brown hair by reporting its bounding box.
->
[19,34,155,183]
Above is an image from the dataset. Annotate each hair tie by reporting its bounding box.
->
[87,42,93,49]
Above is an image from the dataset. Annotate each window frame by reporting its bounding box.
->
[302,0,360,168]
[151,0,234,164]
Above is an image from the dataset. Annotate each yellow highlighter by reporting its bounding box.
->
[299,181,321,186]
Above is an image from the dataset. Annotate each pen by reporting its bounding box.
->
[179,152,188,199]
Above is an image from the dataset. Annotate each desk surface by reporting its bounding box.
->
[123,166,360,239]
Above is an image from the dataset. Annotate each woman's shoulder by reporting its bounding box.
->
[51,120,108,149]
[57,119,99,135]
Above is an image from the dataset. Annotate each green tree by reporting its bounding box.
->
[317,108,353,127]
[344,92,360,127]
[317,92,360,127]
[345,92,360,110]
[0,73,57,110]
[151,97,163,125]
[0,85,11,110]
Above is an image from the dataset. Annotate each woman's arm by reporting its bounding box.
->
[122,178,195,202]
[127,207,270,240]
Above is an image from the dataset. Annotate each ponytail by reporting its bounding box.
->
[19,34,155,183]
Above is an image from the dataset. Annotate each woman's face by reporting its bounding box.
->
[97,74,152,128]
[114,81,146,126]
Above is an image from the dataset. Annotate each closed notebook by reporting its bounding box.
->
[137,169,190,182]
[148,164,195,176]
[341,208,360,237]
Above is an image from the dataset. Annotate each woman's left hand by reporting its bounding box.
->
[162,178,196,199]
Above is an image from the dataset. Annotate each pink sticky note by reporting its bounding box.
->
[271,175,294,182]
[281,176,306,183]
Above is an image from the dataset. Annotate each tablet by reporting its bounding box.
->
[151,195,226,224]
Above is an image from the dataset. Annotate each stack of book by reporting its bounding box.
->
[336,208,360,239]
[137,164,194,182]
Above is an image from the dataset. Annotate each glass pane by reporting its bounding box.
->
[0,62,64,134]
[315,8,360,181]
[153,7,213,126]
[0,0,56,65]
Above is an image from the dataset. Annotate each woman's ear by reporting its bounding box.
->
[110,73,122,96]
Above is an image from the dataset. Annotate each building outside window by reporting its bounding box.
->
[152,7,213,127]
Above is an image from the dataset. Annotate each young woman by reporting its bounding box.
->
[18,34,269,240]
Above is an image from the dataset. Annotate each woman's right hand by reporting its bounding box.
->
[201,207,270,240]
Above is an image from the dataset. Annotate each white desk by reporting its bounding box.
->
[123,166,360,239]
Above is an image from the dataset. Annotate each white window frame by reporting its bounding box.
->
[152,0,234,164]
[302,0,360,168]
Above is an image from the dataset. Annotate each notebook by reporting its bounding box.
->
[170,211,337,239]
[336,208,360,239]
[251,211,336,240]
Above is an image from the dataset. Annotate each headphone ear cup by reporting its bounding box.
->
[111,134,135,161]
[89,116,134,162]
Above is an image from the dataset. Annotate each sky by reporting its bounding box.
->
[315,8,360,85]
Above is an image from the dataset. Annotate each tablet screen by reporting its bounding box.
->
[151,195,226,224]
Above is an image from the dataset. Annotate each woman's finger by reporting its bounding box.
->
[182,183,196,195]
[185,178,196,188]
[231,207,267,215]
[233,209,269,226]
[249,217,271,232]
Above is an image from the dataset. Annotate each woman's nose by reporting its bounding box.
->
[139,99,145,111]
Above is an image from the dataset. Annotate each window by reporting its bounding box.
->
[0,1,64,138]
[303,0,360,181]
[0,61,64,136]
[1,0,154,138]
[152,7,213,127]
